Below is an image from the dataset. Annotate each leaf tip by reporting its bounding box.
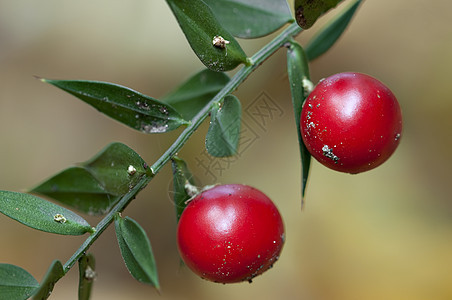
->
[33,75,46,82]
[155,286,162,295]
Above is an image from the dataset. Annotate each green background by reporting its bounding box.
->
[0,0,451,299]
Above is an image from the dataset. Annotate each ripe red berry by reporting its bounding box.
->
[177,184,284,283]
[301,72,402,174]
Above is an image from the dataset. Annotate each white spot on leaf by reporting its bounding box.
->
[54,214,67,223]
[127,165,137,176]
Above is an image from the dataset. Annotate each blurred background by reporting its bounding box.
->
[0,0,451,299]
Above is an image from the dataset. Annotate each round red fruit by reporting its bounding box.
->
[301,72,402,174]
[177,184,284,283]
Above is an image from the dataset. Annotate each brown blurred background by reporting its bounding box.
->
[1,0,451,299]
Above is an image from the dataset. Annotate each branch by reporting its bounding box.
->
[62,21,303,273]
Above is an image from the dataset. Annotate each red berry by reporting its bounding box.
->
[177,184,284,283]
[301,72,402,174]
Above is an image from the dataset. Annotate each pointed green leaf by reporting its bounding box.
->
[306,0,362,61]
[82,143,148,196]
[78,254,96,300]
[166,0,247,71]
[32,260,64,300]
[287,42,311,206]
[31,142,148,216]
[202,0,293,38]
[171,157,197,221]
[115,215,159,289]
[0,191,93,235]
[31,167,120,216]
[295,0,343,29]
[163,69,230,120]
[206,95,241,157]
[43,79,188,133]
[0,264,39,300]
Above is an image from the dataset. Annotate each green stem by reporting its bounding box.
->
[152,22,302,172]
[63,175,149,272]
[62,21,302,273]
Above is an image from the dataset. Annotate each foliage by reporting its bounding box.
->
[294,0,344,29]
[0,264,39,299]
[171,156,197,222]
[32,260,65,300]
[287,41,312,205]
[205,95,242,157]
[0,0,363,298]
[0,191,93,235]
[78,254,96,300]
[114,215,159,289]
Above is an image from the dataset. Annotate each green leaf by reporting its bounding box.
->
[114,215,159,289]
[78,254,96,300]
[163,69,230,120]
[0,264,39,300]
[31,167,120,216]
[305,0,362,61]
[295,0,343,29]
[43,79,188,133]
[82,142,148,196]
[31,142,148,216]
[32,260,64,300]
[202,0,293,38]
[171,157,197,221]
[287,41,311,206]
[0,191,93,235]
[205,95,241,157]
[166,0,248,72]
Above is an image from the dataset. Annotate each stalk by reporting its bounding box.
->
[63,22,303,272]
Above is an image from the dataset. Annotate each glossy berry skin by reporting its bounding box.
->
[301,72,402,174]
[177,184,284,283]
